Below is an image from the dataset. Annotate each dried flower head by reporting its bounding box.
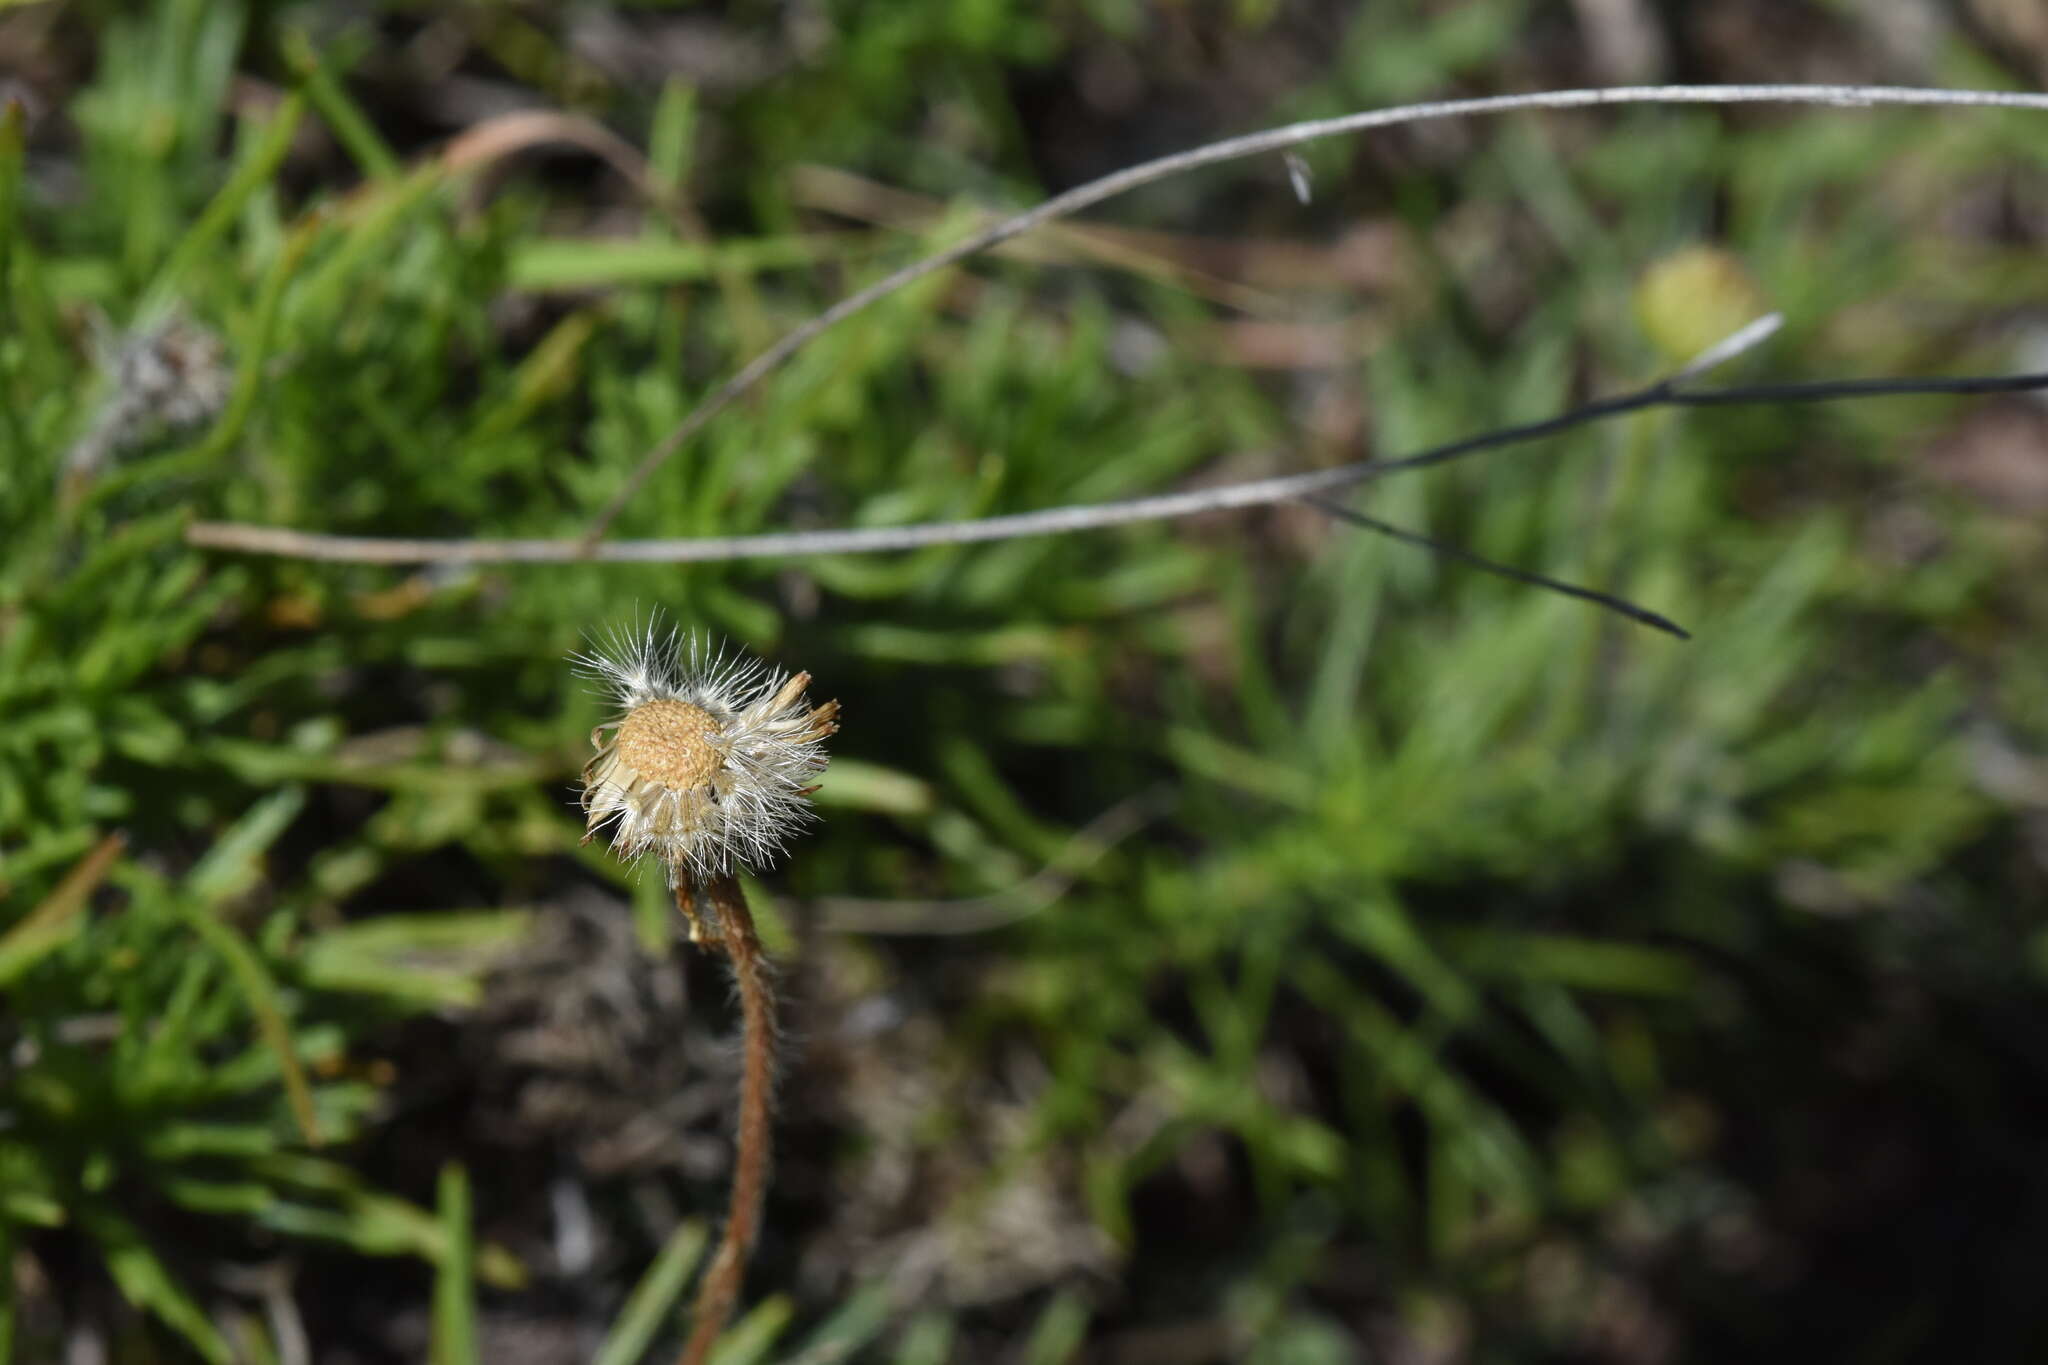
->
[576,621,838,886]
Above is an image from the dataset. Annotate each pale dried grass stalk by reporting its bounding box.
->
[184,84,2048,575]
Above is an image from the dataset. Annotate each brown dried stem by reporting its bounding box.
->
[677,873,778,1365]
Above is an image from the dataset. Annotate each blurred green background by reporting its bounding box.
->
[5,1,2048,1361]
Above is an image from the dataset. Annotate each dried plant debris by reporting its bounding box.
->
[61,309,232,486]
[797,944,1114,1310]
[468,892,735,1179]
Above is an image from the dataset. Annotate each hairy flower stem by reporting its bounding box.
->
[678,873,777,1365]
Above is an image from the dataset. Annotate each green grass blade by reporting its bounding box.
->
[780,1281,894,1364]
[890,1313,956,1365]
[186,787,306,904]
[179,909,323,1147]
[590,1219,710,1365]
[281,28,398,180]
[185,213,321,462]
[430,1164,478,1365]
[704,1295,793,1365]
[140,92,304,313]
[1018,1291,1090,1365]
[78,1206,231,1364]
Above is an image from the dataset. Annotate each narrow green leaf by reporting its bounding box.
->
[1449,931,1696,996]
[0,919,81,989]
[281,29,398,179]
[161,1177,277,1216]
[299,910,531,1008]
[1018,1291,1089,1365]
[0,831,124,986]
[704,1295,793,1365]
[178,908,322,1146]
[0,1142,63,1228]
[647,79,697,198]
[186,787,305,904]
[430,1164,478,1365]
[144,1122,278,1162]
[505,235,851,290]
[781,1281,894,1364]
[78,1207,230,1364]
[287,160,446,315]
[249,1155,524,1287]
[141,92,305,312]
[812,760,935,815]
[464,308,601,444]
[590,1220,709,1365]
[891,1313,955,1365]
[186,212,321,462]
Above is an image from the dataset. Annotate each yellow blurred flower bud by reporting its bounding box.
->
[1634,247,1770,366]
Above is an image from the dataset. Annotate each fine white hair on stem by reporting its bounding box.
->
[571,83,2048,544]
[185,361,2048,566]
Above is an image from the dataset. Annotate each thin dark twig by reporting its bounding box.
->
[575,83,2048,544]
[1301,497,1690,639]
[1667,373,2048,403]
[184,367,2048,566]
